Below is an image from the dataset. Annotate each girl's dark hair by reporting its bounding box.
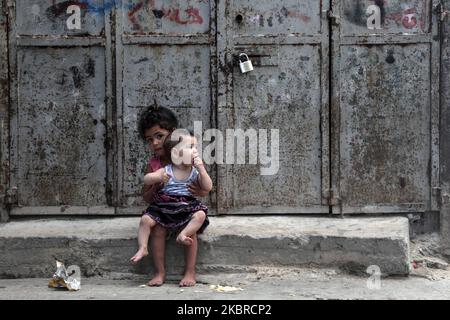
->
[138,104,178,140]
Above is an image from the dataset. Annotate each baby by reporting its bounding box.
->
[140,129,212,285]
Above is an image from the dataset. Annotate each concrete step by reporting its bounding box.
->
[0,216,411,278]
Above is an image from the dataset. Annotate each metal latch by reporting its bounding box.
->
[443,193,450,206]
[327,10,341,26]
[432,187,441,197]
[325,188,341,206]
[435,1,450,21]
[5,187,18,205]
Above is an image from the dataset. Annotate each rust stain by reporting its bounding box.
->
[287,11,311,23]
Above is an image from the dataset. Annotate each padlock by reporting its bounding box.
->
[239,53,253,73]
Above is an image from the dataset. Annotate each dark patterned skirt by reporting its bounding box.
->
[143,193,209,233]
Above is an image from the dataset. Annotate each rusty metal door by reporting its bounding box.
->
[330,0,441,214]
[216,0,331,214]
[7,0,114,215]
[4,0,443,217]
[5,0,216,215]
[0,0,8,221]
[116,0,216,214]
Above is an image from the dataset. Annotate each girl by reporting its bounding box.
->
[130,106,209,287]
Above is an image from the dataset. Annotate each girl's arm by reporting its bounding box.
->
[144,168,166,186]
[143,183,161,204]
[143,162,159,203]
[142,165,168,203]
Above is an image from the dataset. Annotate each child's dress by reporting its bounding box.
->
[143,164,209,233]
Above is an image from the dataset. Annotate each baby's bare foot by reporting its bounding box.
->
[147,273,165,287]
[179,271,196,287]
[130,248,148,264]
[176,234,193,246]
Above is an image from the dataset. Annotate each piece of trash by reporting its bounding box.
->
[209,285,244,293]
[48,260,80,291]
[412,260,418,269]
[139,284,147,288]
[422,257,449,270]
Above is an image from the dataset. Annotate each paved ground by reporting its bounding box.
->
[1,265,450,300]
[1,229,448,301]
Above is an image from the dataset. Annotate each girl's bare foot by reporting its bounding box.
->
[176,234,193,246]
[147,272,165,287]
[130,248,148,264]
[179,270,196,287]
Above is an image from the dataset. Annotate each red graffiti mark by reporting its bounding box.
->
[402,15,417,29]
[385,7,418,30]
[162,7,203,25]
[402,7,417,29]
[127,1,204,29]
[128,1,145,32]
[185,7,204,25]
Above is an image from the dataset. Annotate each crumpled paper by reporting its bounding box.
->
[48,260,81,291]
[209,285,243,293]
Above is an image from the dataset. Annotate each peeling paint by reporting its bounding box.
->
[441,0,450,195]
[13,47,107,206]
[340,45,431,205]
[2,0,445,217]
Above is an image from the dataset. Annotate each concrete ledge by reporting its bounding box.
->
[0,216,411,278]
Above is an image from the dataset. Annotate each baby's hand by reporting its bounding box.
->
[162,172,172,185]
[192,149,203,168]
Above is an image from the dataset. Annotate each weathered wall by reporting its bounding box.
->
[441,0,450,254]
[0,1,447,224]
[0,0,9,222]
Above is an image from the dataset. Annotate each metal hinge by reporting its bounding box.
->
[5,0,14,9]
[4,187,18,205]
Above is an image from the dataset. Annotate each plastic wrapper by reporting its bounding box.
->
[209,285,243,293]
[48,260,81,291]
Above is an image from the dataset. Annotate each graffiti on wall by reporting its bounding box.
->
[42,0,207,32]
[346,0,428,32]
